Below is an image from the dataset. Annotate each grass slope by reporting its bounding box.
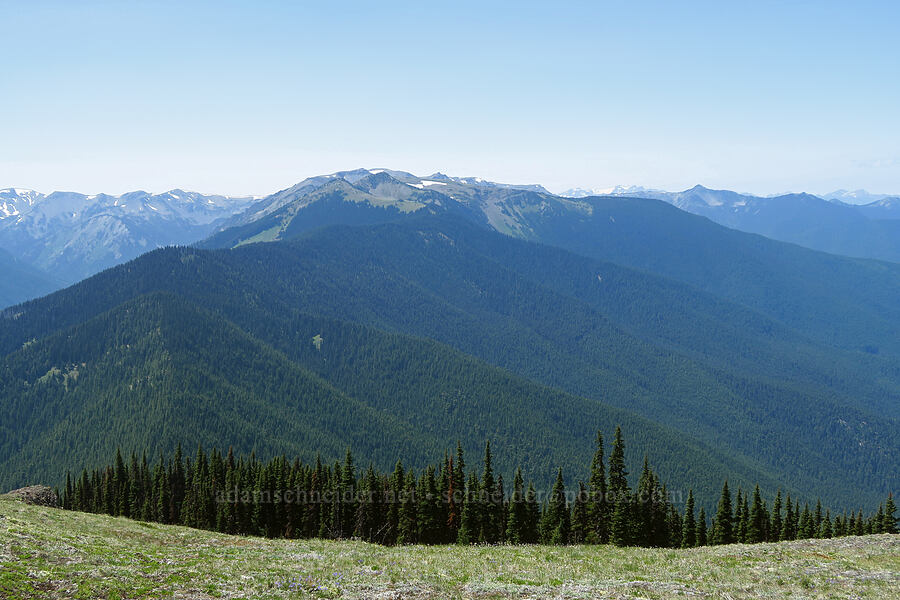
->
[2,497,898,599]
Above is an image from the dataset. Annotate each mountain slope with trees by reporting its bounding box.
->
[2,215,898,509]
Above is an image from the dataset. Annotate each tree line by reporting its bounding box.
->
[60,426,898,547]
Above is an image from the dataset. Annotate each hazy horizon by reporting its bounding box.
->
[3,170,896,204]
[3,1,899,198]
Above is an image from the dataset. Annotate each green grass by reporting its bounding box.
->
[1,497,898,599]
[235,225,284,247]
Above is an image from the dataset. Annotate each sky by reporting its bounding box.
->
[2,0,899,197]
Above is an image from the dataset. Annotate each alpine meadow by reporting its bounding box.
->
[2,2,899,599]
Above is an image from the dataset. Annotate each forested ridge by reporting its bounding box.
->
[2,214,898,510]
[1,291,776,508]
[62,429,899,548]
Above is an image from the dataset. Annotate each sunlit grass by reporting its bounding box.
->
[1,497,897,599]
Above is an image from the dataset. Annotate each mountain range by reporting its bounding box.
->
[563,184,900,261]
[3,175,900,310]
[2,169,899,512]
[0,188,255,289]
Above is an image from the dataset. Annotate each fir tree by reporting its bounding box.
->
[456,472,479,544]
[154,461,170,524]
[340,449,357,539]
[697,507,708,547]
[587,430,609,544]
[608,426,631,546]
[478,441,503,543]
[523,481,541,544]
[384,460,403,544]
[505,468,526,544]
[814,499,823,536]
[799,503,814,539]
[397,470,418,544]
[354,464,381,542]
[682,490,696,548]
[667,502,682,549]
[771,490,783,542]
[63,472,73,511]
[439,457,456,542]
[747,485,766,544]
[113,448,128,517]
[541,468,570,545]
[171,444,185,524]
[570,482,589,544]
[416,465,442,544]
[873,504,884,534]
[883,493,898,534]
[713,481,734,545]
[855,510,865,536]
[819,510,833,539]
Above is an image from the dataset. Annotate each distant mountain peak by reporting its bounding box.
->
[823,189,896,205]
[0,187,256,285]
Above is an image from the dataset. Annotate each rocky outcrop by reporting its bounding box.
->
[3,485,58,507]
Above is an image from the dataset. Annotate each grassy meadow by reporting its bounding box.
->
[1,496,898,599]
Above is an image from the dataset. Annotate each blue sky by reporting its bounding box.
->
[2,0,898,196]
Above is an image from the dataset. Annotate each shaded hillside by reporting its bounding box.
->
[2,216,897,507]
[0,288,774,506]
[203,171,900,358]
[0,248,60,309]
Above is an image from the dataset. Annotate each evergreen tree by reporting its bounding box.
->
[445,456,459,542]
[740,492,750,542]
[697,507,708,547]
[340,449,357,539]
[713,481,734,545]
[523,482,541,544]
[667,502,682,549]
[454,442,465,529]
[883,493,898,534]
[855,510,865,536]
[747,485,766,544]
[505,468,526,544]
[873,504,884,534]
[456,472,478,545]
[799,504,814,539]
[834,512,847,538]
[610,496,633,547]
[59,435,894,551]
[570,482,589,544]
[771,491,783,542]
[681,490,696,548]
[608,426,631,546]
[587,430,609,544]
[154,461,170,524]
[635,457,655,546]
[63,472,73,511]
[171,444,185,524]
[113,448,128,517]
[781,495,794,541]
[651,479,670,548]
[478,441,503,543]
[541,468,570,545]
[416,465,441,544]
[384,460,403,545]
[814,499,823,535]
[818,510,833,539]
[354,464,381,542]
[397,470,418,544]
[496,474,506,544]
